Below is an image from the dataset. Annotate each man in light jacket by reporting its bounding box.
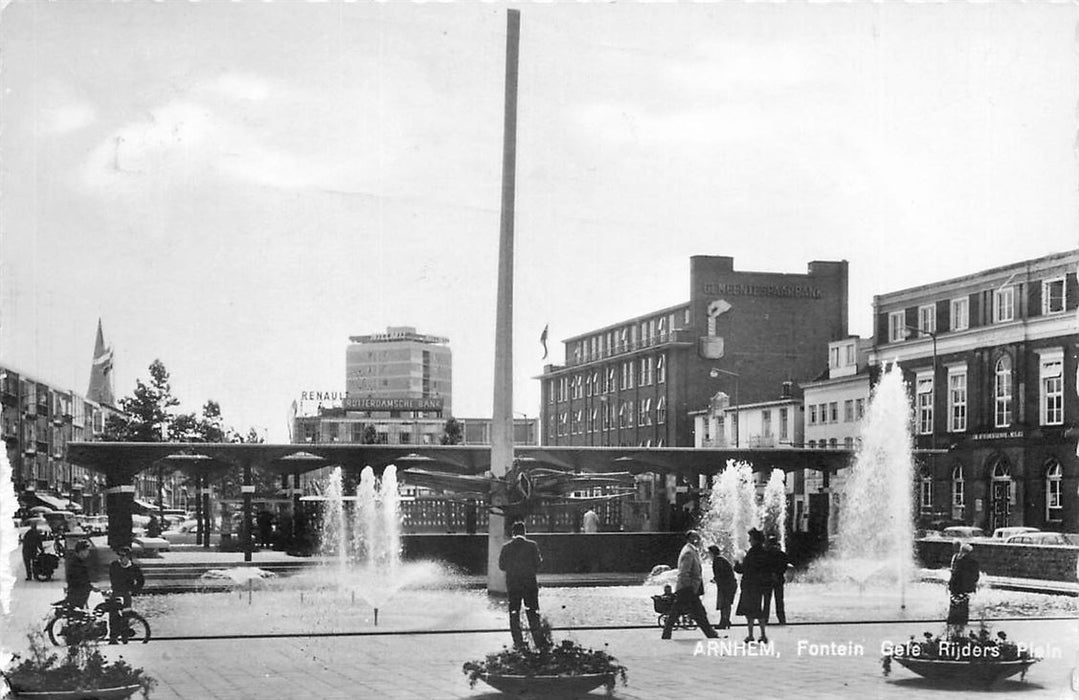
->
[661,530,719,639]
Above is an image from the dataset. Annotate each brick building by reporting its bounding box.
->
[869,249,1078,533]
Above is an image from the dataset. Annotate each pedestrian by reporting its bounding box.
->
[707,544,738,629]
[256,510,274,546]
[763,534,791,625]
[21,519,45,581]
[464,499,478,535]
[498,521,548,649]
[582,508,600,534]
[146,515,161,539]
[107,546,145,644]
[65,540,95,609]
[735,528,770,643]
[661,530,720,640]
[946,541,980,636]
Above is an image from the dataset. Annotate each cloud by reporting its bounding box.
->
[42,101,97,134]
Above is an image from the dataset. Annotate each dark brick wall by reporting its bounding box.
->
[402,532,685,575]
[916,539,1079,582]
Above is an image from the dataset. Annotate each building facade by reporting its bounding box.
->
[540,255,849,447]
[345,326,452,417]
[869,249,1078,533]
[1,365,119,514]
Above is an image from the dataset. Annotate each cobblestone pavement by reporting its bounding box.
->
[4,560,1077,700]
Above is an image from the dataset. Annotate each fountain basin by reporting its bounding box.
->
[892,657,1038,685]
[479,672,613,697]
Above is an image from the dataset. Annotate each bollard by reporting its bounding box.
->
[374,608,379,627]
[248,578,253,605]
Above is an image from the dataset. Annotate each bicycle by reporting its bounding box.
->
[46,590,151,646]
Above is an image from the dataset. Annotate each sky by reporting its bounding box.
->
[1,2,1077,442]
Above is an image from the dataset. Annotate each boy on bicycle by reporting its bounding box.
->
[108,546,145,644]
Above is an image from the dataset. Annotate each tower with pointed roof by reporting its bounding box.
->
[87,319,115,406]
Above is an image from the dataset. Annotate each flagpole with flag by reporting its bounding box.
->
[540,324,549,360]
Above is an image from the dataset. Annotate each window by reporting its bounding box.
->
[626,401,635,428]
[993,286,1014,323]
[951,297,969,331]
[920,473,933,512]
[829,402,838,423]
[844,437,853,449]
[845,343,856,366]
[657,396,667,424]
[844,400,854,422]
[809,405,818,425]
[855,398,865,420]
[559,412,568,436]
[657,355,666,384]
[829,346,840,369]
[948,367,967,433]
[994,356,1013,427]
[1046,461,1063,520]
[779,408,789,441]
[916,375,933,435]
[606,367,616,394]
[762,410,772,437]
[918,304,936,334]
[548,380,555,404]
[952,465,964,508]
[829,438,838,448]
[641,398,652,426]
[807,440,816,449]
[1040,351,1064,425]
[590,408,598,433]
[1042,278,1066,315]
[888,311,906,343]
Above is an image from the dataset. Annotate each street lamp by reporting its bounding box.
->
[709,368,740,448]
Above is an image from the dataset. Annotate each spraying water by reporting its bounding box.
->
[831,362,916,587]
[700,460,760,557]
[760,469,788,551]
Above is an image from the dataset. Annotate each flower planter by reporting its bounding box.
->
[893,657,1039,685]
[480,672,613,697]
[6,684,144,700]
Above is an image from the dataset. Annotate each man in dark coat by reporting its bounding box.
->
[21,519,45,581]
[763,535,791,625]
[498,521,547,649]
[707,544,738,629]
[661,530,719,639]
[65,539,95,608]
[947,542,980,636]
[108,546,145,644]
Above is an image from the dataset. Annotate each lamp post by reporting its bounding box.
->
[709,368,740,448]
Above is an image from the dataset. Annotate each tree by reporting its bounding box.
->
[441,417,463,445]
[102,359,180,442]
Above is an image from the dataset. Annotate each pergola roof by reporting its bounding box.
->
[66,442,856,484]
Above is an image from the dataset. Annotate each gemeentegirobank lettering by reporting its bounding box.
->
[702,283,822,299]
[343,397,444,411]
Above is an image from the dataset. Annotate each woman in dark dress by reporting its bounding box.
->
[734,528,770,643]
[707,544,738,629]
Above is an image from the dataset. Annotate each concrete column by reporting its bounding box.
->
[105,482,135,551]
[242,461,254,562]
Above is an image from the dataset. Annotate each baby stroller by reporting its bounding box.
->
[652,590,696,629]
[31,548,60,581]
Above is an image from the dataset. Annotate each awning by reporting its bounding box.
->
[132,498,162,513]
[31,493,75,511]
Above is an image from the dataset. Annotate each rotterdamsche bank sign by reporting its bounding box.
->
[343,397,444,411]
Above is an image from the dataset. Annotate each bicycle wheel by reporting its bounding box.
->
[658,614,669,629]
[119,611,151,644]
[45,614,70,646]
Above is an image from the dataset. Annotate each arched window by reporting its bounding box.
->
[994,356,1012,427]
[920,469,933,512]
[829,438,838,449]
[808,440,817,449]
[951,464,965,509]
[1046,460,1063,521]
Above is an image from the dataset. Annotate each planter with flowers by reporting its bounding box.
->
[1,620,156,700]
[881,624,1039,686]
[463,619,628,697]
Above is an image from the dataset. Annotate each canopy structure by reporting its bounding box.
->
[66,442,856,483]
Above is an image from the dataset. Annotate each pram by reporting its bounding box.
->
[651,592,696,629]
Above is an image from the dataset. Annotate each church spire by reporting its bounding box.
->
[87,318,115,406]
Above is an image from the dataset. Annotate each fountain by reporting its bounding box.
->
[760,469,787,550]
[699,460,759,557]
[827,362,916,593]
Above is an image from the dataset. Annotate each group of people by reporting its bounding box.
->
[60,540,146,644]
[661,527,791,643]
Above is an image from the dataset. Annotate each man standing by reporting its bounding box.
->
[498,521,547,649]
[707,544,738,629]
[108,546,145,644]
[65,540,95,609]
[582,508,600,534]
[763,535,791,625]
[21,519,45,581]
[947,542,980,636]
[661,530,719,639]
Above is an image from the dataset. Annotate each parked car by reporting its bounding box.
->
[942,526,986,540]
[1005,532,1070,546]
[991,526,1039,540]
[77,515,109,536]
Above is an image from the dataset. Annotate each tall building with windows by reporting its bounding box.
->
[345,326,451,417]
[869,249,1078,533]
[539,255,849,447]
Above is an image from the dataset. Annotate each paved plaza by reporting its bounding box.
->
[3,566,1078,700]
